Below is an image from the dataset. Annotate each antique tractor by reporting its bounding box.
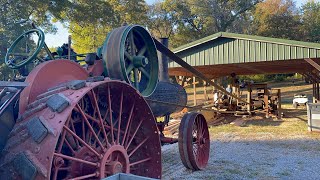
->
[0,25,210,179]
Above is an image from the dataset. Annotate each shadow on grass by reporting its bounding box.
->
[242,119,284,127]
[282,109,308,122]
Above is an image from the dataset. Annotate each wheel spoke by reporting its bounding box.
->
[124,51,133,61]
[90,90,110,147]
[139,68,150,79]
[122,103,135,146]
[81,114,86,140]
[128,137,149,157]
[117,90,124,144]
[107,85,115,144]
[130,31,136,55]
[126,64,134,75]
[68,173,97,180]
[126,118,144,150]
[57,118,71,153]
[64,139,76,155]
[76,104,106,151]
[138,45,147,56]
[54,153,97,167]
[63,125,100,157]
[130,157,151,167]
[70,120,80,148]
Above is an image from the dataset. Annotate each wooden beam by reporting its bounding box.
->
[264,86,269,118]
[305,58,320,72]
[277,89,282,120]
[247,84,252,113]
[203,80,208,101]
[193,76,197,106]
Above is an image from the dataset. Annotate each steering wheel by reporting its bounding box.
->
[5,29,45,69]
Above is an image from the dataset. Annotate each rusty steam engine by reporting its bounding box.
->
[0,25,210,179]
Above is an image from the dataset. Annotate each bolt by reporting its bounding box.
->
[49,113,55,119]
[33,146,40,154]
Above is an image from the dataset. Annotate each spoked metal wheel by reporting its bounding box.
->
[0,80,161,179]
[178,112,210,170]
[102,25,159,96]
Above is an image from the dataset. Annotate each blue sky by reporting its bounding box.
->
[45,0,315,48]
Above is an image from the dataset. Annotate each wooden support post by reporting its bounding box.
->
[316,82,320,103]
[193,76,197,106]
[236,85,240,106]
[181,76,186,87]
[277,89,282,120]
[203,80,208,101]
[247,84,252,113]
[264,86,269,118]
[313,83,316,103]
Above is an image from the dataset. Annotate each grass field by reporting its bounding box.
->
[162,80,320,179]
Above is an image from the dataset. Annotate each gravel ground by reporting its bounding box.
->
[162,135,320,179]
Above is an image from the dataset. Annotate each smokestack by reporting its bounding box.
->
[158,38,169,82]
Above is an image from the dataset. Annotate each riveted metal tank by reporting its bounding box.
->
[146,81,187,117]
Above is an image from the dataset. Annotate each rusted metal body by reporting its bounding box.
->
[0,24,212,179]
[0,61,161,179]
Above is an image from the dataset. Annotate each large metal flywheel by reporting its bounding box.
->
[102,25,159,96]
[0,80,161,179]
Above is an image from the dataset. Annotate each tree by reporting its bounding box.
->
[0,0,72,80]
[252,0,302,40]
[150,0,260,48]
[301,1,320,43]
[147,1,178,38]
[67,0,149,53]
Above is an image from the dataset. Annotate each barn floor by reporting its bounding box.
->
[162,81,320,179]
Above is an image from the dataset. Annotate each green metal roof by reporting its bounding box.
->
[169,32,320,69]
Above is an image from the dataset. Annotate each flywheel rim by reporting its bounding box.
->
[102,25,159,97]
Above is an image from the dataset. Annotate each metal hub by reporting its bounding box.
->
[133,56,148,68]
[99,145,130,178]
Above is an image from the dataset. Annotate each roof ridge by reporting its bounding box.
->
[173,32,320,53]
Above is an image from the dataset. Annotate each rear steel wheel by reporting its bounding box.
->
[178,112,210,170]
[102,25,159,96]
[0,80,161,179]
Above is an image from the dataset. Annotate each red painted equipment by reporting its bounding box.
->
[0,24,210,179]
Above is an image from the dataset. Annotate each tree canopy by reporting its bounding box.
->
[1,0,320,79]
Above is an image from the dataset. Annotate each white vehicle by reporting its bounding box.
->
[292,94,308,108]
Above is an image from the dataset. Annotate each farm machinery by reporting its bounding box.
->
[0,25,211,179]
